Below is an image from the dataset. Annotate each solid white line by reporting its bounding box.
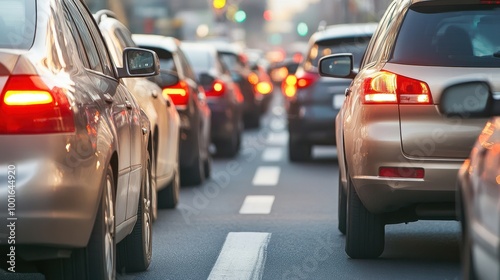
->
[239,195,275,214]
[261,147,283,162]
[208,232,271,280]
[266,132,288,146]
[252,166,281,186]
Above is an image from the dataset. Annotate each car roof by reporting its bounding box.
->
[181,42,218,55]
[310,22,378,43]
[132,34,179,52]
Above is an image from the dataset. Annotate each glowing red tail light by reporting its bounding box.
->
[362,71,432,105]
[163,80,189,106]
[0,75,75,134]
[295,70,318,89]
[205,80,226,97]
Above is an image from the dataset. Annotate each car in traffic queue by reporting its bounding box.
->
[439,81,500,280]
[0,0,161,278]
[181,42,244,158]
[319,0,500,259]
[206,41,262,129]
[95,10,181,219]
[284,23,377,162]
[133,34,212,186]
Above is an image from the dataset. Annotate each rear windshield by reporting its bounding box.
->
[0,0,36,49]
[183,48,212,71]
[137,45,176,71]
[391,5,500,67]
[304,37,371,71]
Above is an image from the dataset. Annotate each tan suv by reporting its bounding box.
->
[319,0,500,259]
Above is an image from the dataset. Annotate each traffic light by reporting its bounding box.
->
[263,10,273,21]
[213,0,226,9]
[234,10,247,23]
[297,22,308,36]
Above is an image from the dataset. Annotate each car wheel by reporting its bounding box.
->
[117,155,153,273]
[288,135,311,162]
[158,164,179,209]
[345,176,384,259]
[181,152,205,186]
[216,131,240,158]
[338,172,347,235]
[245,112,260,129]
[204,152,212,179]
[43,165,116,280]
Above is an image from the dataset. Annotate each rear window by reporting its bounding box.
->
[183,48,212,71]
[0,0,36,49]
[137,45,176,71]
[304,37,371,71]
[391,5,500,67]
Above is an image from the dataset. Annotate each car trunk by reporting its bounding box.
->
[300,76,351,118]
[384,63,500,159]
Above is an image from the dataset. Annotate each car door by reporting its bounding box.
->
[66,0,135,224]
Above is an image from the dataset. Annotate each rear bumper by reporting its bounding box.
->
[287,115,337,145]
[0,141,103,249]
[208,101,236,142]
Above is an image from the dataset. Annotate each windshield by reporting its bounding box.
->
[391,5,500,67]
[0,0,36,49]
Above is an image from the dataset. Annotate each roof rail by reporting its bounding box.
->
[93,9,117,24]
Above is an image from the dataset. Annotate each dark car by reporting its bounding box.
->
[181,42,244,157]
[319,0,500,259]
[133,34,212,186]
[285,23,377,162]
[207,41,262,128]
[0,0,160,278]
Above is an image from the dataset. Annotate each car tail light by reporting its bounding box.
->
[295,70,318,89]
[248,73,259,85]
[282,75,297,98]
[163,80,189,106]
[0,75,75,134]
[205,80,226,97]
[362,71,432,105]
[256,81,273,95]
[379,167,425,179]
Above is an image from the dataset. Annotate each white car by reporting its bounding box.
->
[95,11,181,219]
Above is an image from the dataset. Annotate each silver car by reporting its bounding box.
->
[319,0,500,259]
[96,10,181,218]
[0,0,159,278]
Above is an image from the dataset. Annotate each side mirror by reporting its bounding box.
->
[158,69,180,88]
[439,82,494,118]
[318,54,356,79]
[118,47,160,78]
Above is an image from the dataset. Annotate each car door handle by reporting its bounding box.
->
[125,100,133,110]
[345,88,351,97]
[166,100,171,107]
[103,93,114,104]
[151,91,158,98]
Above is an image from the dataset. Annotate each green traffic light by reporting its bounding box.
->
[297,22,308,36]
[234,10,246,23]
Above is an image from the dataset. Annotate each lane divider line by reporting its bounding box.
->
[208,232,272,280]
[239,195,275,214]
[261,147,283,162]
[252,166,281,186]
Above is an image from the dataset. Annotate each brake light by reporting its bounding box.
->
[205,80,226,97]
[379,167,424,179]
[256,81,272,95]
[248,73,259,85]
[282,75,297,98]
[295,70,318,89]
[362,71,432,104]
[163,80,189,106]
[0,75,75,134]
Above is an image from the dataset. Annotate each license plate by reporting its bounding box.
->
[333,95,345,109]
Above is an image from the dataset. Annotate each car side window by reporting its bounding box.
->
[177,49,198,82]
[73,0,115,77]
[62,3,90,69]
[65,1,102,72]
[361,1,398,67]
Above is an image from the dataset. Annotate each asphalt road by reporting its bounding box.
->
[2,93,462,280]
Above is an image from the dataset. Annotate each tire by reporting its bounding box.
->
[345,176,385,259]
[43,165,116,280]
[158,165,179,209]
[244,112,260,129]
[288,135,311,162]
[204,152,212,179]
[117,155,153,273]
[216,131,240,158]
[338,172,347,235]
[181,153,205,186]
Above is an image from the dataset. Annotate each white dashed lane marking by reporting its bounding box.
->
[261,147,283,162]
[252,166,281,186]
[239,195,275,214]
[207,232,271,280]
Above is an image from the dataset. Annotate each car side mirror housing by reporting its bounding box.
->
[318,54,356,79]
[438,82,497,118]
[118,47,160,78]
